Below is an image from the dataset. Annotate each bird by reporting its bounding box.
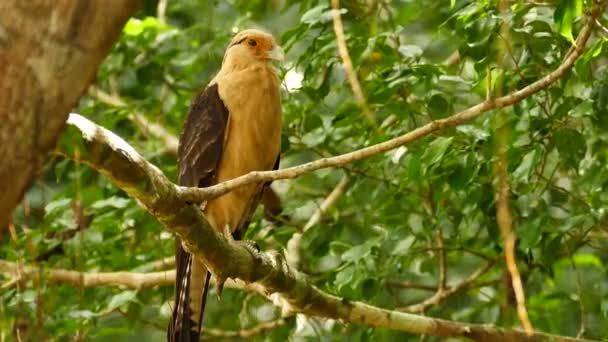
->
[168,29,284,342]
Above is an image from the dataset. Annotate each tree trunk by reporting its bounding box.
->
[0,0,141,229]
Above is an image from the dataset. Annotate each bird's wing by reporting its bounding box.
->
[170,83,229,342]
[177,83,229,188]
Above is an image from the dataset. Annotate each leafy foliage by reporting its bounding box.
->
[2,0,608,340]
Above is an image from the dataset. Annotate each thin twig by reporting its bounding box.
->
[157,0,168,24]
[496,151,532,334]
[495,0,533,334]
[88,86,179,154]
[331,0,376,126]
[399,259,496,313]
[437,231,447,291]
[386,279,501,292]
[443,50,460,68]
[595,18,608,36]
[177,4,600,203]
[303,176,350,231]
[131,256,175,272]
[286,176,350,268]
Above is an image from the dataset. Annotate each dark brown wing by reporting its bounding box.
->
[177,83,229,187]
[170,83,228,342]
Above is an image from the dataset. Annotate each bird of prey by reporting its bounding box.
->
[169,29,284,341]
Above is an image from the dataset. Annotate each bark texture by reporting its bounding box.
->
[0,0,141,229]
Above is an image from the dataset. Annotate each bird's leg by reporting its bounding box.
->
[236,239,260,252]
[215,225,260,298]
[214,224,234,300]
[222,223,234,242]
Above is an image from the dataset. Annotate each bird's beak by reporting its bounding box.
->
[267,45,285,62]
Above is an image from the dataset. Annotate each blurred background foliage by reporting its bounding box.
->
[2,0,608,340]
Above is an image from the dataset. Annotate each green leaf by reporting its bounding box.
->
[512,149,538,182]
[301,4,329,25]
[90,196,131,210]
[342,238,381,263]
[573,254,604,270]
[554,0,583,43]
[45,198,72,214]
[553,128,586,168]
[427,93,451,118]
[518,217,543,249]
[575,38,606,80]
[422,137,453,167]
[106,291,138,311]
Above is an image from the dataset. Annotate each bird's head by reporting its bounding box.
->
[223,29,284,67]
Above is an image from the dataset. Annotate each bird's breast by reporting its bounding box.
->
[205,65,281,231]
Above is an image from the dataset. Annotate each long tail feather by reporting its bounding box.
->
[169,241,211,342]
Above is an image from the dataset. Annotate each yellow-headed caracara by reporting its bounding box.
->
[169,29,283,341]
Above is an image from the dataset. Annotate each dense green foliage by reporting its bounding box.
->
[2,0,608,340]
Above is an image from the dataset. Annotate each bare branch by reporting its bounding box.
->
[443,50,460,67]
[157,0,168,24]
[399,259,497,313]
[0,259,174,289]
[495,0,533,334]
[88,86,179,155]
[437,231,447,291]
[386,279,501,292]
[286,176,349,269]
[177,1,602,204]
[330,0,375,125]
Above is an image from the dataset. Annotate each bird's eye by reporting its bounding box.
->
[247,39,257,46]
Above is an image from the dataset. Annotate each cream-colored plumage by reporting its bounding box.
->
[207,39,282,232]
[171,29,283,342]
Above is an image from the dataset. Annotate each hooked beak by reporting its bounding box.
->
[266,45,285,62]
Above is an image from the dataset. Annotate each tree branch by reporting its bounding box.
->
[0,259,265,295]
[54,113,597,341]
[495,0,533,334]
[330,0,375,125]
[286,176,350,269]
[399,259,497,313]
[0,259,174,289]
[177,0,603,204]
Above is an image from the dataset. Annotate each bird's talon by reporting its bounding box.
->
[223,224,234,242]
[236,239,260,254]
[216,277,226,300]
